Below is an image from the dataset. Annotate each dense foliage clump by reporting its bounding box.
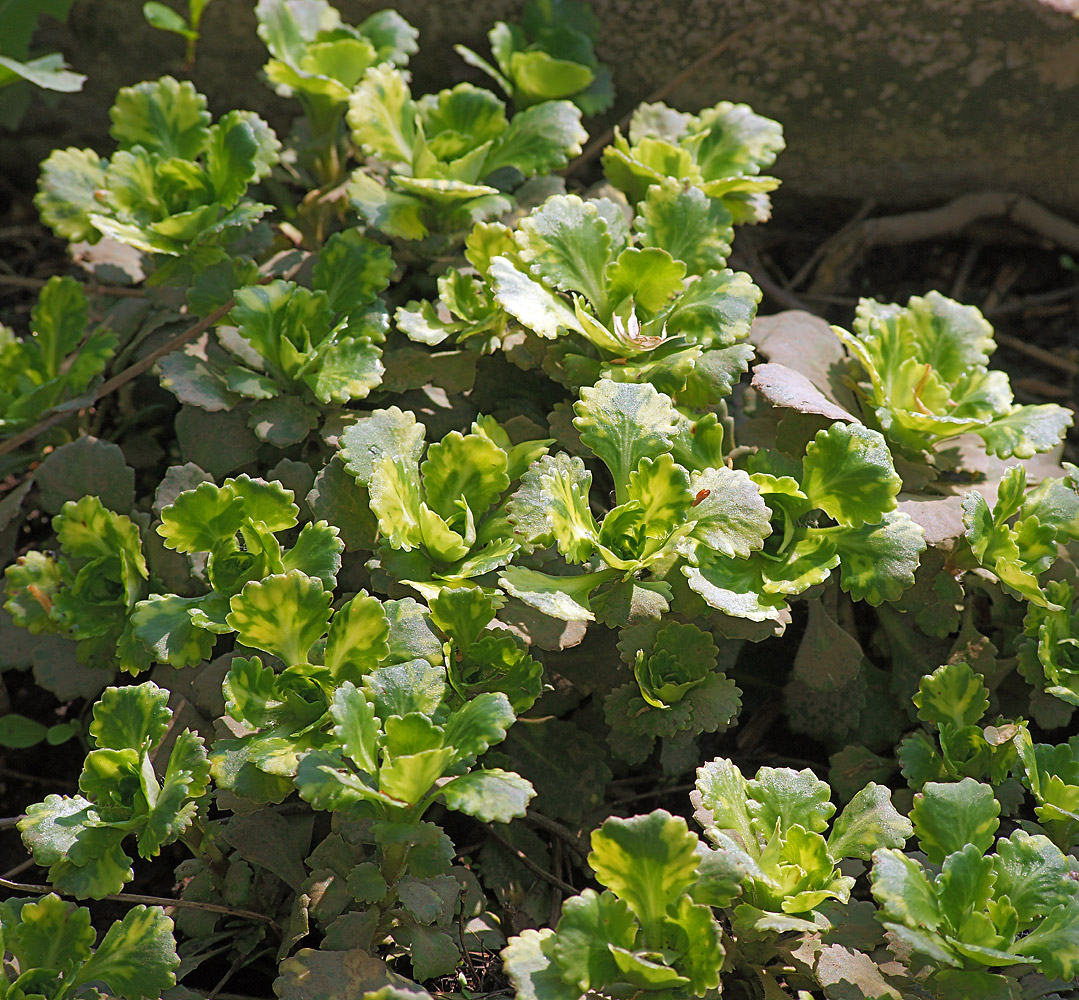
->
[0,2,1076,998]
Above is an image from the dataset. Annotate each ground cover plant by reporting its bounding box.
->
[0,2,1077,998]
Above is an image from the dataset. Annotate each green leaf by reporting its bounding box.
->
[692,846,747,909]
[88,682,171,751]
[665,269,760,347]
[109,76,210,158]
[227,474,300,532]
[339,405,426,485]
[428,586,495,650]
[139,729,210,857]
[130,593,217,667]
[682,555,789,623]
[347,169,427,240]
[157,480,246,553]
[35,146,108,242]
[248,394,319,447]
[348,63,416,163]
[604,246,686,314]
[551,889,638,993]
[442,691,516,762]
[870,848,942,931]
[383,598,444,667]
[588,810,700,939]
[143,2,194,37]
[687,466,771,559]
[827,510,926,605]
[976,403,1073,459]
[227,571,333,665]
[439,768,535,821]
[482,99,586,177]
[488,254,583,339]
[68,904,179,998]
[0,713,48,748]
[365,659,446,719]
[312,228,395,314]
[626,453,692,540]
[204,111,261,207]
[0,51,84,92]
[910,779,1000,864]
[393,925,460,982]
[230,280,333,381]
[0,892,94,976]
[380,747,455,806]
[992,829,1076,924]
[827,783,913,861]
[748,766,835,837]
[330,681,379,776]
[914,662,989,730]
[360,8,419,65]
[325,591,389,683]
[635,177,733,274]
[282,519,343,588]
[573,380,678,500]
[1010,899,1079,978]
[514,194,614,310]
[499,565,615,622]
[508,452,597,561]
[801,422,901,527]
[422,430,509,521]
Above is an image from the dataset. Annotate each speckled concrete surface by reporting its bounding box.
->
[8,0,1079,209]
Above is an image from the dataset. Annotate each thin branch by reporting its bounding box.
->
[0,298,234,458]
[995,330,1079,377]
[850,192,1079,252]
[0,273,146,298]
[1,859,35,880]
[786,198,876,291]
[523,813,590,862]
[0,815,26,829]
[485,826,578,896]
[567,23,755,175]
[729,251,808,312]
[0,875,280,931]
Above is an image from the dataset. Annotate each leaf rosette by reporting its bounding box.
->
[502,810,727,1000]
[340,408,551,592]
[456,0,614,114]
[834,291,1073,463]
[346,65,585,241]
[0,277,118,437]
[501,379,772,625]
[18,682,210,898]
[899,661,1026,791]
[0,893,180,1000]
[256,0,416,181]
[210,585,448,801]
[693,758,911,931]
[159,230,394,443]
[871,780,1079,994]
[602,99,785,224]
[684,421,925,627]
[487,193,760,400]
[132,475,343,668]
[605,620,742,766]
[4,495,151,673]
[37,76,280,255]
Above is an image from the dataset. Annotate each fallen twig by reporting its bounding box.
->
[0,273,146,298]
[0,299,234,458]
[0,874,280,931]
[485,825,577,895]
